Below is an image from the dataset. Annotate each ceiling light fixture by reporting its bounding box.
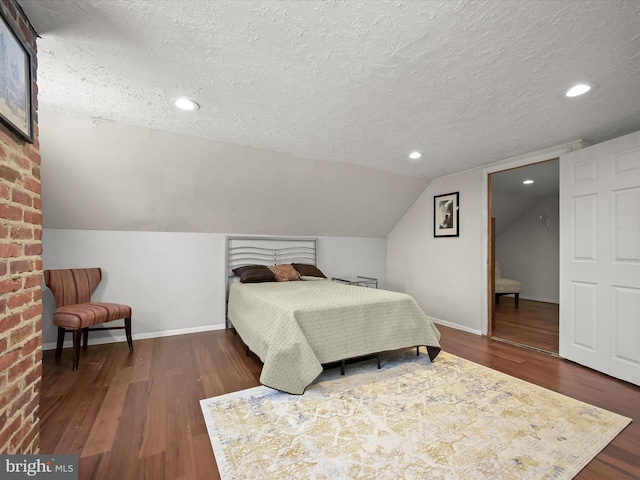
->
[409,151,422,160]
[523,179,534,185]
[173,97,200,111]
[564,83,593,98]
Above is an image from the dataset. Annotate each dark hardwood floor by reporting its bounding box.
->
[39,325,640,479]
[493,297,559,354]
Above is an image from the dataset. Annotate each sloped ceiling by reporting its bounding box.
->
[16,1,640,236]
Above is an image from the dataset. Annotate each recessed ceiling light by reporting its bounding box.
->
[409,151,422,159]
[173,97,200,111]
[523,179,534,185]
[565,83,592,98]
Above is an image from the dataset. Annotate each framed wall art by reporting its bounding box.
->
[0,9,34,143]
[434,192,459,237]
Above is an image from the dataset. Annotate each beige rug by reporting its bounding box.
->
[200,350,631,479]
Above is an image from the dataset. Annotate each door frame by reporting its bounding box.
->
[480,141,583,335]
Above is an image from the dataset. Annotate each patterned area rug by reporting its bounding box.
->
[200,350,631,479]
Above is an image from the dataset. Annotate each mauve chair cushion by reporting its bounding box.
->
[53,303,132,329]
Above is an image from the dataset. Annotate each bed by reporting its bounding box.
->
[225,236,441,394]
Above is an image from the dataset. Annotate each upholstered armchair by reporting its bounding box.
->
[494,260,522,307]
[43,268,133,370]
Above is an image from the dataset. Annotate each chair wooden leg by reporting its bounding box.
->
[125,317,133,352]
[56,327,65,357]
[515,293,519,308]
[82,328,89,350]
[72,330,82,371]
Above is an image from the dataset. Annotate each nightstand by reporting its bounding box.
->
[332,276,378,288]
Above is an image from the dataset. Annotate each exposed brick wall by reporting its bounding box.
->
[0,0,41,454]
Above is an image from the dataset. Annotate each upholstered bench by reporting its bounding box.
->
[495,260,522,307]
[44,268,133,370]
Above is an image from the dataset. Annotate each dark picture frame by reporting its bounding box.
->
[0,9,34,143]
[434,192,459,237]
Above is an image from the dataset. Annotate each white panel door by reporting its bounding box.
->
[560,130,640,386]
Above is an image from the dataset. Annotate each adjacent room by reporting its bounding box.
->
[1,1,639,478]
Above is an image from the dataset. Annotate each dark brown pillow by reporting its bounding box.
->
[232,265,276,283]
[292,263,326,278]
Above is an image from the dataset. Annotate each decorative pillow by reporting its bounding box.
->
[269,264,300,282]
[292,263,327,278]
[232,265,276,283]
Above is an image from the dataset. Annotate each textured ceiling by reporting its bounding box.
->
[18,0,640,179]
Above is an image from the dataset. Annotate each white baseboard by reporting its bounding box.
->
[429,316,482,336]
[520,295,559,304]
[42,323,227,351]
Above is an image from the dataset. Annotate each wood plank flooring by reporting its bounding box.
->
[40,325,640,479]
[493,297,559,354]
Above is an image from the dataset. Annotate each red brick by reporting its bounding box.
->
[32,197,41,210]
[23,362,41,386]
[0,165,20,183]
[0,129,19,150]
[34,259,42,270]
[0,337,6,354]
[22,177,40,195]
[8,356,33,384]
[10,421,33,451]
[10,258,33,274]
[19,423,39,454]
[33,229,42,240]
[0,183,8,200]
[0,244,21,258]
[26,147,41,168]
[21,303,42,321]
[10,189,32,207]
[0,278,21,294]
[7,291,31,309]
[0,349,20,374]
[0,297,5,314]
[0,224,8,238]
[0,261,7,276]
[10,226,33,240]
[0,204,22,222]
[32,289,41,302]
[24,243,41,256]
[10,324,33,347]
[0,416,20,451]
[0,313,20,332]
[9,389,30,417]
[22,337,39,357]
[23,273,41,288]
[9,153,30,172]
[23,211,42,225]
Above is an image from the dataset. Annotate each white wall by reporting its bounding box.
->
[41,229,386,350]
[39,112,429,238]
[496,195,559,303]
[387,142,581,335]
[386,169,484,334]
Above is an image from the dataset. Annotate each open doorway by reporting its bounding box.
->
[489,160,560,354]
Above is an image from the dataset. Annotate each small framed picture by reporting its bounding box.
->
[0,9,34,143]
[434,192,459,237]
